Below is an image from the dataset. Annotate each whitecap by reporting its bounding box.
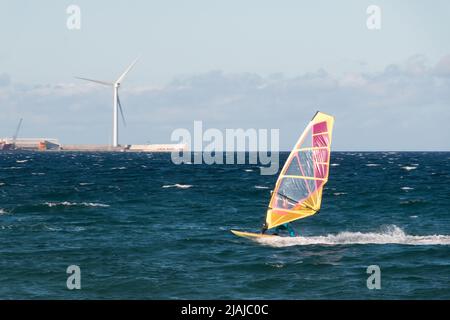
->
[330,163,340,167]
[162,184,193,189]
[79,182,94,186]
[81,202,110,207]
[45,201,110,208]
[16,160,28,163]
[44,225,62,231]
[254,225,450,247]
[402,166,417,171]
[333,192,347,196]
[366,163,380,167]
[401,187,414,191]
[245,169,254,172]
[254,185,269,189]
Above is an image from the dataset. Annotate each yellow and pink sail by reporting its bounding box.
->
[265,111,334,229]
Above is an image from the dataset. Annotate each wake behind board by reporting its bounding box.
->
[231,230,278,239]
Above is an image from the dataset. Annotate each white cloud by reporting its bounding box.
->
[1,55,449,150]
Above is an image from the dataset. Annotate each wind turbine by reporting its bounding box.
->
[76,57,139,148]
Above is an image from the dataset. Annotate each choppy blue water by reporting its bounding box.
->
[0,151,449,299]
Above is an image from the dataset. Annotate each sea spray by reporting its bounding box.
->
[256,225,450,247]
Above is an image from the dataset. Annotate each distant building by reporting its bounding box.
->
[0,138,61,151]
[0,141,13,150]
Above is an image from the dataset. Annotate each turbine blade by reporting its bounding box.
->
[115,56,140,84]
[117,93,127,127]
[75,77,113,86]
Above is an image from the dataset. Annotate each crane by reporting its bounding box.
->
[11,118,23,149]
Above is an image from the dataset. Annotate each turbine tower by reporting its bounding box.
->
[76,57,139,148]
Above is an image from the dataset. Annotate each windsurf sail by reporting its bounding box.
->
[265,111,334,229]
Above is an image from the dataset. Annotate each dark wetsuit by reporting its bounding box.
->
[261,222,268,234]
[275,223,296,237]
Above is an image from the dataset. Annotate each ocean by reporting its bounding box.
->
[0,151,449,299]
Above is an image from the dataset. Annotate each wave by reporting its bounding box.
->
[44,201,110,208]
[162,184,193,189]
[402,166,417,171]
[400,199,427,205]
[254,226,450,247]
[0,209,8,215]
[44,225,62,231]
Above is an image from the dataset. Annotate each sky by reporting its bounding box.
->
[1,0,450,150]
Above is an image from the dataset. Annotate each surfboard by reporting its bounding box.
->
[230,230,278,239]
[231,111,334,238]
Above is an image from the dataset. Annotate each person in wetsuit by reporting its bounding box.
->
[261,222,297,237]
[261,222,268,234]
